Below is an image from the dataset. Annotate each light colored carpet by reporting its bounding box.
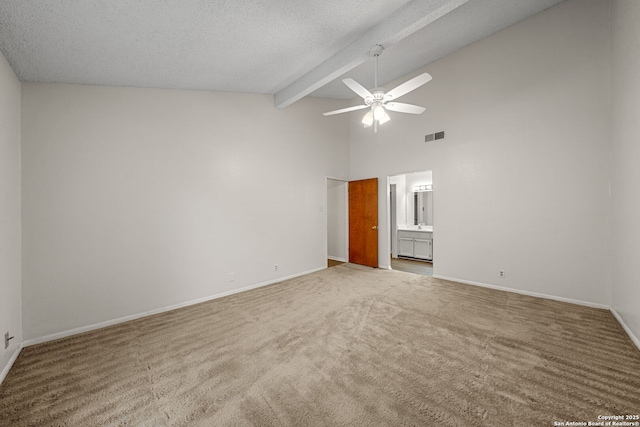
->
[1,264,639,426]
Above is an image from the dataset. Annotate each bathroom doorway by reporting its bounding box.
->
[388,170,433,277]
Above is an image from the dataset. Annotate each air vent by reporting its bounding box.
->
[425,131,445,142]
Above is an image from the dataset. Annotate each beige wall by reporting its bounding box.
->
[350,0,611,306]
[21,84,349,341]
[0,50,22,380]
[610,0,640,345]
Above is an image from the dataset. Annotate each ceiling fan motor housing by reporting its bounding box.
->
[365,89,386,105]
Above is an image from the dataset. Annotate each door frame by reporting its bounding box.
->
[390,183,398,259]
[386,170,434,271]
[324,176,349,267]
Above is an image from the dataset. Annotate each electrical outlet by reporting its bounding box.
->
[228,272,235,282]
[499,270,505,278]
[274,264,278,271]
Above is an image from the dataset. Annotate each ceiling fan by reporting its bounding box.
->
[323,45,432,133]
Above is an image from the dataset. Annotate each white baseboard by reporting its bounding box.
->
[328,256,347,262]
[610,308,640,351]
[23,267,325,348]
[432,275,610,310]
[0,344,22,385]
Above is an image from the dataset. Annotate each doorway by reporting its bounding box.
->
[388,170,433,276]
[326,178,348,266]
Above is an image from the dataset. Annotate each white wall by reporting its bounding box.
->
[0,50,22,379]
[389,174,407,228]
[610,0,640,343]
[21,83,349,341]
[350,0,611,305]
[326,179,347,261]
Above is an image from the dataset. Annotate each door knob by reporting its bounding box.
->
[372,225,377,230]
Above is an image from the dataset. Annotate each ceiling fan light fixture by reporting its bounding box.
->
[378,109,391,125]
[372,104,386,121]
[362,110,374,127]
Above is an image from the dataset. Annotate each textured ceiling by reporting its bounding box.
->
[311,0,565,98]
[0,0,564,105]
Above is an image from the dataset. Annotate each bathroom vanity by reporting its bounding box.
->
[397,227,433,261]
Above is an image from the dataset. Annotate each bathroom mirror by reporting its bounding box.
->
[412,191,433,226]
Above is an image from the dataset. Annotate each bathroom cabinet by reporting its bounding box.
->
[397,230,432,261]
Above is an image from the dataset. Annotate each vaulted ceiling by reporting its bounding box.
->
[0,0,564,108]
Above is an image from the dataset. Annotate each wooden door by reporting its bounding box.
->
[349,178,378,267]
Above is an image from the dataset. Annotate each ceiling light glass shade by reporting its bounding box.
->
[378,109,391,125]
[414,184,433,192]
[362,110,374,127]
[373,104,386,121]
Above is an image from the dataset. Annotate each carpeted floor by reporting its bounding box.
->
[1,264,639,426]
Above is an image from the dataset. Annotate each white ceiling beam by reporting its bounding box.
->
[274,0,471,109]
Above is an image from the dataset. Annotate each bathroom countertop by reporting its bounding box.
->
[397,226,433,232]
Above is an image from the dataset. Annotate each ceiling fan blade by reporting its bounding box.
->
[323,104,368,116]
[342,78,373,100]
[385,102,426,114]
[384,72,432,101]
